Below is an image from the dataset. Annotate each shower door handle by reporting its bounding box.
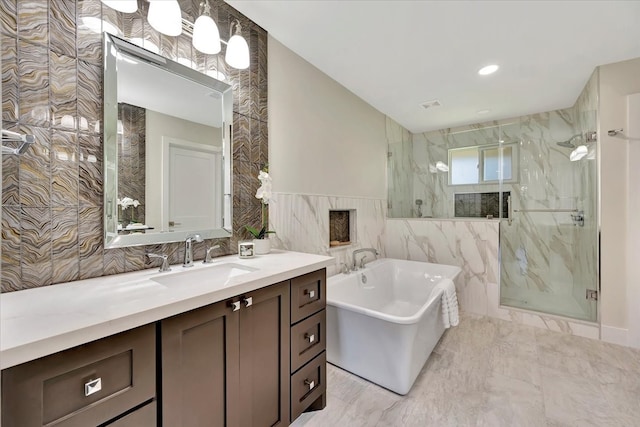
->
[507,196,513,226]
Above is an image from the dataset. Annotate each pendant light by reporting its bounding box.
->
[101,0,138,13]
[225,20,250,70]
[148,0,183,37]
[192,0,221,54]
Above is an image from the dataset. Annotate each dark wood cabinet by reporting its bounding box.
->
[2,268,327,427]
[289,270,327,422]
[1,324,156,427]
[161,280,290,427]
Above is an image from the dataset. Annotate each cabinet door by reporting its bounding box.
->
[161,300,240,427]
[239,281,291,427]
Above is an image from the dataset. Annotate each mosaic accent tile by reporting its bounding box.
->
[78,133,103,207]
[78,206,103,279]
[51,130,79,206]
[103,247,125,275]
[50,0,76,58]
[2,33,19,123]
[1,207,21,292]
[124,246,146,272]
[77,59,102,134]
[233,113,250,162]
[76,0,102,65]
[1,0,267,290]
[17,1,49,46]
[51,206,79,283]
[18,40,50,126]
[50,51,78,131]
[0,0,17,36]
[19,125,51,207]
[2,122,20,206]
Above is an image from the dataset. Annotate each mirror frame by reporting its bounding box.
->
[103,33,233,248]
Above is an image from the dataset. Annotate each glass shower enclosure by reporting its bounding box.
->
[498,110,598,322]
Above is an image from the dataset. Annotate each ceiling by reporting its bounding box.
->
[226,0,640,133]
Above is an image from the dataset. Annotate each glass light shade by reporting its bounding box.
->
[225,34,250,69]
[101,0,138,13]
[148,0,182,37]
[570,145,588,161]
[193,15,221,54]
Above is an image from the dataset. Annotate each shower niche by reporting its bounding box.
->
[329,210,356,247]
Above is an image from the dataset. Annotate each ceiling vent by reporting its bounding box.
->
[420,99,441,110]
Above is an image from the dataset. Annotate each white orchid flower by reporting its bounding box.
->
[255,171,273,204]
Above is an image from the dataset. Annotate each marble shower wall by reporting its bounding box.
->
[269,193,386,277]
[384,218,499,316]
[384,218,600,339]
[386,117,413,218]
[1,0,267,292]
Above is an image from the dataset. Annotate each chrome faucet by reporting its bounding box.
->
[203,244,221,264]
[147,253,171,272]
[352,248,379,270]
[183,234,203,267]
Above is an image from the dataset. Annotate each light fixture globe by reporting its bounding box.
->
[193,14,221,54]
[148,0,183,37]
[225,33,250,69]
[101,0,138,13]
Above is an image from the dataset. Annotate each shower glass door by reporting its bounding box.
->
[498,111,598,322]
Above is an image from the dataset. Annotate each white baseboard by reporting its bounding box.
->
[601,325,628,346]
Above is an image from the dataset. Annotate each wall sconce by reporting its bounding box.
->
[102,0,250,70]
[147,0,183,36]
[192,0,221,54]
[101,0,138,13]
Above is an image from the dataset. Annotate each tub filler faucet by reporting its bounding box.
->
[352,248,379,270]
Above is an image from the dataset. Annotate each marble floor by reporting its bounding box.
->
[292,314,640,427]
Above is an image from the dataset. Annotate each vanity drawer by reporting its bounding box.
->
[106,401,156,426]
[290,352,326,422]
[291,269,326,324]
[2,324,155,427]
[291,310,326,373]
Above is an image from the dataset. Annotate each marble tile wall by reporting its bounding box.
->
[384,218,499,316]
[386,117,413,218]
[269,193,386,276]
[384,218,600,339]
[1,0,268,292]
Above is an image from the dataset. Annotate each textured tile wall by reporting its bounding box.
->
[1,0,268,292]
[117,103,145,226]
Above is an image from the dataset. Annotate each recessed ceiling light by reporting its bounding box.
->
[477,109,490,114]
[478,64,499,76]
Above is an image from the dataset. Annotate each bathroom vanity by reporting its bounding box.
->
[1,251,331,427]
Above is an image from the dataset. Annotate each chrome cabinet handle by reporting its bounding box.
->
[304,333,315,343]
[229,301,241,312]
[84,378,102,397]
[304,379,315,390]
[305,289,315,299]
[243,297,253,308]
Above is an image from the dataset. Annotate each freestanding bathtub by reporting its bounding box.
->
[326,258,461,395]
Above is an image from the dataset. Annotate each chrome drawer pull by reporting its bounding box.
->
[304,333,315,343]
[304,379,315,390]
[229,301,241,312]
[305,289,315,299]
[243,297,253,308]
[84,378,102,397]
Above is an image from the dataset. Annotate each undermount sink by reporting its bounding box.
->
[151,263,258,288]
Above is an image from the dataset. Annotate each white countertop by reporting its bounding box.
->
[1,250,333,370]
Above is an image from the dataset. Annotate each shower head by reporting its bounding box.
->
[556,134,582,149]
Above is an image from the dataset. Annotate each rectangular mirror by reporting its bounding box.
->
[103,34,233,248]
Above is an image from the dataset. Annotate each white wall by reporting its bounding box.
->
[598,57,640,347]
[268,36,387,199]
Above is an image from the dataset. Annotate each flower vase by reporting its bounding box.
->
[253,238,271,255]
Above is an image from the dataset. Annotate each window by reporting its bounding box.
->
[448,143,518,186]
